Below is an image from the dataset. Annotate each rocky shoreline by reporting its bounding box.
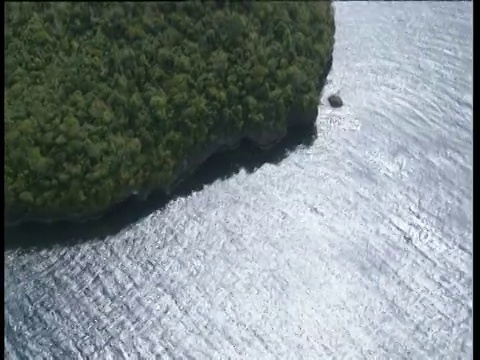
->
[6,56,333,227]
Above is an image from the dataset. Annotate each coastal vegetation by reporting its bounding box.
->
[5,1,335,223]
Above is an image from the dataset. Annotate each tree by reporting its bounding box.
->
[5,2,335,222]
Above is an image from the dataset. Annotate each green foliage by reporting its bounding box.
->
[5,1,335,219]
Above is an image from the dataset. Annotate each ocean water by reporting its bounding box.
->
[5,2,473,359]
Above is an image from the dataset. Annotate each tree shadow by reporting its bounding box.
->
[5,124,318,251]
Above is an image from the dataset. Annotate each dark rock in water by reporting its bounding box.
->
[328,94,343,108]
[403,234,413,244]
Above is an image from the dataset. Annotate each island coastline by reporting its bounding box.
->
[5,3,335,227]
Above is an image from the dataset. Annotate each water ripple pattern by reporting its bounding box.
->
[5,3,473,359]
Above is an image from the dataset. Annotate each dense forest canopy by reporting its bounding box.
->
[5,1,335,222]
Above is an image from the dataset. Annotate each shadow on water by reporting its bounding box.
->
[5,124,318,251]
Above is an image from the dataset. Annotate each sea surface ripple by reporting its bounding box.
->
[5,2,473,359]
